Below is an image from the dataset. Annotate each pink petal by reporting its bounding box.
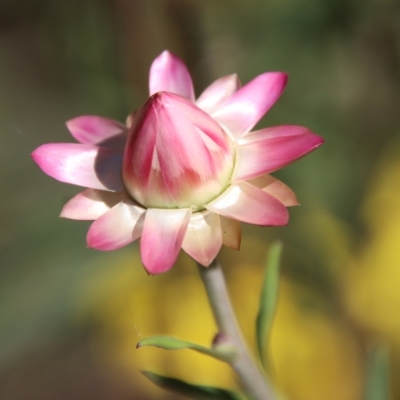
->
[206,181,288,226]
[140,208,192,274]
[60,189,122,220]
[247,175,299,207]
[211,72,287,138]
[196,74,241,114]
[66,116,128,149]
[87,200,145,250]
[220,216,241,250]
[149,50,195,101]
[32,143,123,191]
[233,126,324,181]
[182,211,222,266]
[240,124,320,141]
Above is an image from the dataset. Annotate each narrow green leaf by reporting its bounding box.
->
[142,371,244,400]
[256,241,283,369]
[364,345,390,400]
[137,336,235,362]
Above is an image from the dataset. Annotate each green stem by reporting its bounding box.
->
[197,258,276,400]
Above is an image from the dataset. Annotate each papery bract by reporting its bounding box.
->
[32,50,324,274]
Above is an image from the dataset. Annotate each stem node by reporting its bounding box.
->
[197,259,276,400]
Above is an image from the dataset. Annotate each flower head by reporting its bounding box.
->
[32,50,324,274]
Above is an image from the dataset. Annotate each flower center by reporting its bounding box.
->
[122,92,235,209]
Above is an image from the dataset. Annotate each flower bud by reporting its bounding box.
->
[122,92,235,209]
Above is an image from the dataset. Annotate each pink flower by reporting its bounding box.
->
[32,50,323,274]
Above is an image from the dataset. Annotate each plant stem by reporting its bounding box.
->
[197,258,276,400]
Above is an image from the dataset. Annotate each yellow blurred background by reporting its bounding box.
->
[1,0,400,399]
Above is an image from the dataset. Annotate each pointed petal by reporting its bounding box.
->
[248,175,299,207]
[140,208,192,274]
[196,74,241,114]
[87,200,145,250]
[220,216,241,250]
[60,189,122,220]
[233,126,324,181]
[66,116,128,149]
[239,124,322,142]
[211,72,287,138]
[32,143,123,191]
[149,50,195,101]
[206,182,288,226]
[182,211,222,266]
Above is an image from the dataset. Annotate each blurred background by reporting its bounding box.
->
[1,0,400,399]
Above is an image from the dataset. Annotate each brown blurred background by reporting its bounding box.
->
[1,0,400,399]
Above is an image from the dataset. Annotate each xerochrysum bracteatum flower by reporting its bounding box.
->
[32,51,324,274]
